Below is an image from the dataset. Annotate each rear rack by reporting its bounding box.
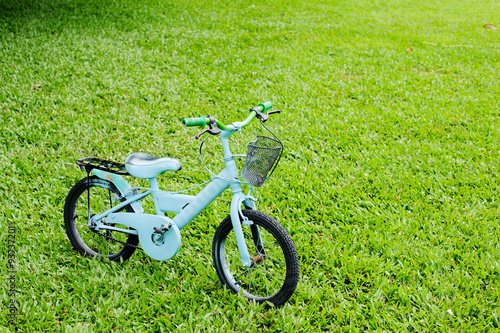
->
[76,157,129,175]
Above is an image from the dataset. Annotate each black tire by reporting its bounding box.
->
[212,210,299,306]
[64,176,139,262]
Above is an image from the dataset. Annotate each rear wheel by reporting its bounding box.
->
[212,210,299,306]
[64,176,138,262]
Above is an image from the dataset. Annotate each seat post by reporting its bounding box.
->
[149,177,159,190]
[149,177,164,216]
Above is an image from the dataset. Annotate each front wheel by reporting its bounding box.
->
[212,210,299,306]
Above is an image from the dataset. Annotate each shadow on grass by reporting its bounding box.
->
[0,0,164,36]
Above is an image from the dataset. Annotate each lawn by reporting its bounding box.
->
[1,0,500,331]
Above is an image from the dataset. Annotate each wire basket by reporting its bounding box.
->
[241,135,283,187]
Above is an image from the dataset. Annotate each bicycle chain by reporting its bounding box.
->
[94,230,143,251]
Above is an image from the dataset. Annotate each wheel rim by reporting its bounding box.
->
[219,221,287,301]
[70,181,132,258]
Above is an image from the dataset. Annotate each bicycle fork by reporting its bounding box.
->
[230,191,257,268]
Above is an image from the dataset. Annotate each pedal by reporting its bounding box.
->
[153,223,172,234]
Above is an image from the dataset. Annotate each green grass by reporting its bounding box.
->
[1,0,500,331]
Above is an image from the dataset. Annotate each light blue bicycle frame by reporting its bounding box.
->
[88,127,256,267]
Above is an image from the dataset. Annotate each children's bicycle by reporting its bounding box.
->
[64,102,299,306]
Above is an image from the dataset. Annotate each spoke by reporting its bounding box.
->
[259,266,271,296]
[105,232,111,256]
[268,270,285,278]
[227,260,242,270]
[242,267,251,280]
[79,197,94,219]
[248,268,256,295]
[225,238,237,248]
[231,270,243,280]
[266,256,286,266]
[80,227,92,238]
[91,231,98,243]
[258,265,284,285]
[99,231,105,254]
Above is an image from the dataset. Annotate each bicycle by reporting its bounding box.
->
[64,102,299,306]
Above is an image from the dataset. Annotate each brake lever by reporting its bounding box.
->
[195,115,221,140]
[267,110,281,116]
[252,107,281,123]
[251,107,268,122]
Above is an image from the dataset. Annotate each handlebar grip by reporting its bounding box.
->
[181,116,208,127]
[256,101,272,112]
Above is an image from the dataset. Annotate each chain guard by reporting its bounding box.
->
[104,213,181,261]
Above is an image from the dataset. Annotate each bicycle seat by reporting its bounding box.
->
[125,153,182,179]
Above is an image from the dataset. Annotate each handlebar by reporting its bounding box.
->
[181,101,274,131]
[256,101,273,112]
[182,116,208,127]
